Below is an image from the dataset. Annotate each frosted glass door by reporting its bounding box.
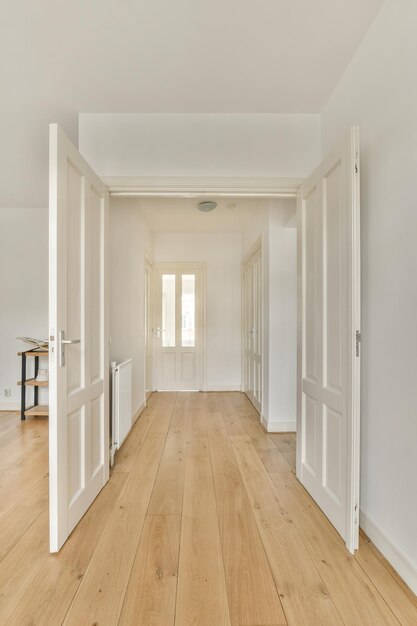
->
[154,264,204,390]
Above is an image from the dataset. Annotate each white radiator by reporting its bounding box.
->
[111,359,132,464]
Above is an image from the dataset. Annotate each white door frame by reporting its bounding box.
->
[152,261,207,391]
[102,176,303,199]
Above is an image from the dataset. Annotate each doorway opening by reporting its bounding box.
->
[48,124,360,557]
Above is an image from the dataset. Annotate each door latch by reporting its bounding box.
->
[355,330,361,357]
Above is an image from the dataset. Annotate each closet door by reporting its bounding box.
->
[144,258,153,399]
[243,242,262,413]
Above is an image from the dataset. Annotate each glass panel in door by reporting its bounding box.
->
[182,274,195,347]
[162,274,176,347]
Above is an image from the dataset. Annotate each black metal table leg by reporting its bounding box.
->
[21,352,26,420]
[34,356,39,407]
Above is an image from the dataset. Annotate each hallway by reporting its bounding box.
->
[1,392,416,625]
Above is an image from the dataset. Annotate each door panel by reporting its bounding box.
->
[243,242,262,413]
[154,263,204,391]
[297,127,360,552]
[49,124,109,552]
[145,258,153,398]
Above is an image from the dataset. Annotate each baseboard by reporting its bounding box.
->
[205,385,242,392]
[132,400,146,424]
[0,402,20,411]
[360,510,417,595]
[262,417,296,433]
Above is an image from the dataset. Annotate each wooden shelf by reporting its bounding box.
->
[18,378,49,387]
[18,350,48,357]
[19,349,49,420]
[24,405,49,417]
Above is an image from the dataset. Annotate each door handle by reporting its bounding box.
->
[58,330,80,367]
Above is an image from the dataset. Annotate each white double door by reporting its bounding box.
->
[49,125,109,552]
[297,127,361,552]
[154,263,204,391]
[243,243,262,412]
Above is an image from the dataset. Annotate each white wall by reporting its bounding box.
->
[153,232,242,390]
[79,113,320,179]
[0,208,49,409]
[241,201,297,432]
[109,198,152,417]
[322,0,417,593]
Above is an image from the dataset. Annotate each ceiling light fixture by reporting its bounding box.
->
[197,200,217,212]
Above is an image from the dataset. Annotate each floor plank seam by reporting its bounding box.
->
[0,506,45,566]
[0,469,48,525]
[230,434,345,626]
[59,480,131,625]
[232,400,289,624]
[117,392,179,626]
[207,434,235,626]
[227,438,292,626]
[61,397,168,625]
[172,392,188,626]
[5,515,51,623]
[353,549,404,625]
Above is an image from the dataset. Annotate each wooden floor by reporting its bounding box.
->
[1,393,417,625]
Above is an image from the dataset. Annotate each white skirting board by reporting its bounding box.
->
[360,511,417,595]
[0,402,20,411]
[261,414,296,433]
[205,385,242,392]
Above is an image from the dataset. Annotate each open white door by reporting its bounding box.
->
[297,127,360,552]
[49,124,109,552]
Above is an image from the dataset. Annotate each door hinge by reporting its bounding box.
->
[354,151,359,175]
[355,330,361,357]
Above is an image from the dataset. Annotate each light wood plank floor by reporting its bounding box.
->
[1,393,417,625]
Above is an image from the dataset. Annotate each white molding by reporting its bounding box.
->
[261,413,269,430]
[206,385,241,392]
[360,510,417,595]
[263,416,296,433]
[243,236,262,266]
[103,176,303,198]
[0,402,20,411]
[132,400,146,424]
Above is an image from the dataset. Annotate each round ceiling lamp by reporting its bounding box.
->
[197,200,217,212]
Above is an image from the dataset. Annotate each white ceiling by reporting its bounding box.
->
[2,0,383,114]
[0,0,383,207]
[138,197,270,233]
